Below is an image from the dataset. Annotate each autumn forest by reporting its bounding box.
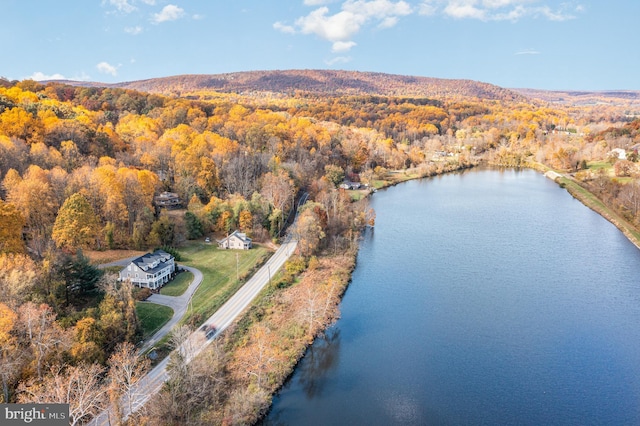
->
[1,70,640,425]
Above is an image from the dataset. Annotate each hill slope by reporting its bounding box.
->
[102,70,525,101]
[513,88,640,106]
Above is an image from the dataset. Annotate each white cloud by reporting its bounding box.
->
[419,0,581,21]
[277,0,412,52]
[378,16,399,28]
[515,49,540,55]
[325,55,352,65]
[418,3,438,15]
[124,26,143,35]
[332,40,357,52]
[152,4,185,23]
[192,14,205,20]
[276,0,580,55]
[342,0,412,20]
[140,0,156,4]
[274,21,296,34]
[96,62,118,76]
[27,71,90,81]
[27,71,67,81]
[295,8,366,42]
[443,2,487,20]
[104,0,136,13]
[482,0,529,8]
[534,5,574,21]
[304,0,334,4]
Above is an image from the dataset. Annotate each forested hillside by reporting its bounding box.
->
[48,70,525,101]
[1,73,640,424]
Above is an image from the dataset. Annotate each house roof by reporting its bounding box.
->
[126,250,174,274]
[217,230,251,244]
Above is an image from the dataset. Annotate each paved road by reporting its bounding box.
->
[91,237,298,425]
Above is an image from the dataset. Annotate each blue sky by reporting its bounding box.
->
[1,0,638,90]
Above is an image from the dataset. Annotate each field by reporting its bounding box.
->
[159,270,193,296]
[178,241,271,326]
[136,302,174,339]
[84,249,146,265]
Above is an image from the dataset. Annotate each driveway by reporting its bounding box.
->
[139,265,203,353]
[98,256,204,354]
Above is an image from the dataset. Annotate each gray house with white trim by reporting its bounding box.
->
[119,250,175,289]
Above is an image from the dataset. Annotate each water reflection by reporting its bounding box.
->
[266,169,640,425]
[262,329,341,426]
[297,328,341,399]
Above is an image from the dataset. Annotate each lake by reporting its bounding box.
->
[264,168,640,425]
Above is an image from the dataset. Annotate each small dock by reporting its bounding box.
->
[544,170,562,181]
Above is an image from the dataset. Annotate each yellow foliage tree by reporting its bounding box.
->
[52,193,100,251]
[0,200,25,254]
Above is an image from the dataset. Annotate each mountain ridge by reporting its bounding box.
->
[46,69,524,101]
[43,69,640,105]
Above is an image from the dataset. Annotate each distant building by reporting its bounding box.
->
[609,148,627,160]
[339,181,362,190]
[119,250,176,289]
[217,230,252,250]
[154,192,182,208]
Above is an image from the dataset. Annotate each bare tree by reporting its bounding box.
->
[17,302,71,379]
[221,153,267,197]
[18,363,108,426]
[107,341,150,424]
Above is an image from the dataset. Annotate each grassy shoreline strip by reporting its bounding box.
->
[528,160,640,249]
[557,176,640,249]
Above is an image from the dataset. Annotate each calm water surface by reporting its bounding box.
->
[264,168,640,425]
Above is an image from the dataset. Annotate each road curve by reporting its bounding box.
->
[138,265,204,354]
[91,237,298,425]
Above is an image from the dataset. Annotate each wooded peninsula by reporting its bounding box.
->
[1,70,640,425]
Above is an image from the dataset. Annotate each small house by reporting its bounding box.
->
[217,230,252,250]
[119,250,176,289]
[154,192,182,208]
[609,148,627,160]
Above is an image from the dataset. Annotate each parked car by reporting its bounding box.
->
[205,237,211,243]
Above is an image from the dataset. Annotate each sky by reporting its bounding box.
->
[1,0,638,91]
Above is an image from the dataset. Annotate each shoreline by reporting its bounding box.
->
[527,161,640,250]
[257,160,640,422]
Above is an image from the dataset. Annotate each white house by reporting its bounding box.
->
[217,230,252,250]
[609,148,627,160]
[119,250,175,289]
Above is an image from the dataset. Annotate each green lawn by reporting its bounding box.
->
[587,161,613,174]
[178,241,271,327]
[160,270,193,296]
[136,302,174,339]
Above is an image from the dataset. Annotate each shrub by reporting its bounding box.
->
[134,287,152,301]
